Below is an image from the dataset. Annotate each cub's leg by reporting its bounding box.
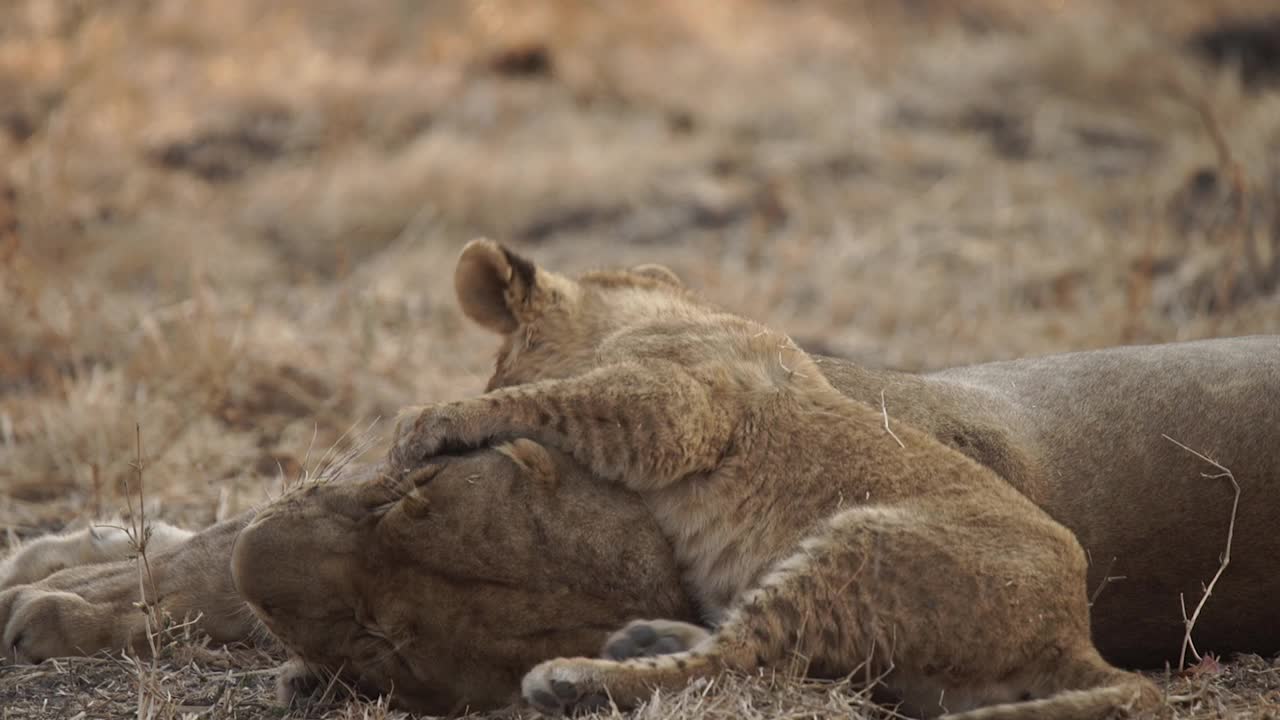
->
[390,361,731,492]
[522,506,1161,718]
[523,527,864,714]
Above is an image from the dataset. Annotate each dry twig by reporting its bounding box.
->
[1163,433,1241,672]
[1087,554,1127,608]
[879,390,905,449]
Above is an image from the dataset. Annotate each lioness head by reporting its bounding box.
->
[230,440,692,713]
[454,238,691,390]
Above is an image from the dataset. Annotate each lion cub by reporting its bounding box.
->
[389,239,1161,719]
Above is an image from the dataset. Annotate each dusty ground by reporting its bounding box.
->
[1,0,1279,718]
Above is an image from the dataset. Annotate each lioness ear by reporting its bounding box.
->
[454,238,541,333]
[631,263,682,287]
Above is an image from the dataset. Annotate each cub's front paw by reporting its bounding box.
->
[521,659,612,716]
[389,402,486,472]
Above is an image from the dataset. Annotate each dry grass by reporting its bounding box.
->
[1,0,1279,717]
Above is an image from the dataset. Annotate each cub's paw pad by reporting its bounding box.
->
[522,662,610,716]
[602,620,705,660]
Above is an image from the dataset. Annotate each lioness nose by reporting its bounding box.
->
[231,500,367,635]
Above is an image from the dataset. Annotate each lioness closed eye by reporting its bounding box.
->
[387,239,1162,719]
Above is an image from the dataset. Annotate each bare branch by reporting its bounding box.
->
[1087,555,1127,607]
[1163,433,1241,672]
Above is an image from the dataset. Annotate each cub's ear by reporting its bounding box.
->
[454,238,541,333]
[631,263,682,287]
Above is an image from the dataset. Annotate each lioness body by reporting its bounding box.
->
[2,448,693,714]
[821,337,1279,667]
[231,442,693,713]
[389,240,1170,718]
[0,517,253,664]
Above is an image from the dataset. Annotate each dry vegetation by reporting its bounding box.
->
[2,0,1279,718]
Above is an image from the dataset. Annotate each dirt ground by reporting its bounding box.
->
[1,1,1279,718]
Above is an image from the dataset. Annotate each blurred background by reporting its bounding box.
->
[1,0,1278,537]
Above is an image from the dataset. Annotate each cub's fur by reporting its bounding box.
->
[389,239,1164,718]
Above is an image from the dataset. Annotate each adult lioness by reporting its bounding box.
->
[391,240,1176,718]
[0,444,693,714]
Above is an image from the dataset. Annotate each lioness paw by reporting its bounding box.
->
[521,659,612,716]
[0,587,102,664]
[602,619,709,660]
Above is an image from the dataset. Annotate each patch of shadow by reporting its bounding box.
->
[217,367,323,429]
[0,89,63,144]
[1159,165,1280,315]
[960,107,1032,160]
[516,205,630,245]
[380,110,435,149]
[666,109,697,135]
[1189,15,1280,89]
[1075,125,1160,156]
[815,153,873,180]
[488,44,555,79]
[895,103,1032,161]
[516,194,762,246]
[517,198,755,246]
[1074,124,1162,178]
[1167,166,1240,238]
[1011,269,1091,311]
[149,105,314,182]
[619,200,755,245]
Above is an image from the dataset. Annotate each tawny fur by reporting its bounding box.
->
[0,518,250,664]
[0,519,192,591]
[230,444,693,713]
[391,239,1168,718]
[2,240,1275,715]
[0,449,693,715]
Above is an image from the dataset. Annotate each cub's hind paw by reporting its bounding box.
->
[522,659,612,716]
[602,619,709,661]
